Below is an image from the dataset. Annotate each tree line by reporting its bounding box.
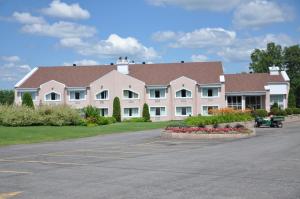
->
[250,42,300,108]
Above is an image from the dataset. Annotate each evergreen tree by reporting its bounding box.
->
[22,92,34,108]
[142,103,150,122]
[112,97,121,122]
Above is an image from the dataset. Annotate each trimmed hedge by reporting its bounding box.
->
[22,92,34,108]
[142,103,150,122]
[123,117,149,122]
[113,97,121,122]
[0,105,82,126]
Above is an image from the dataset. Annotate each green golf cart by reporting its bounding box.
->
[255,116,285,128]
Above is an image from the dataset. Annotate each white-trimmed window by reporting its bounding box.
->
[149,89,166,99]
[176,106,192,116]
[202,88,219,97]
[96,90,109,100]
[227,96,242,110]
[98,108,108,117]
[150,107,166,116]
[270,95,284,109]
[19,91,37,101]
[45,92,61,101]
[175,89,192,98]
[202,106,218,116]
[69,90,86,101]
[124,108,139,117]
[123,90,139,99]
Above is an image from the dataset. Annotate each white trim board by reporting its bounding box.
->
[15,67,38,87]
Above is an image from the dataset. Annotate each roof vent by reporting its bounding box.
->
[181,61,184,63]
[269,65,279,75]
[110,63,114,65]
[73,64,76,66]
[142,61,146,64]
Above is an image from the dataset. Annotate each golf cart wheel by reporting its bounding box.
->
[278,123,283,128]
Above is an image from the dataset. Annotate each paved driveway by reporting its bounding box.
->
[0,122,300,199]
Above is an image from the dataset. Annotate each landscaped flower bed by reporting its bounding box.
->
[165,127,251,134]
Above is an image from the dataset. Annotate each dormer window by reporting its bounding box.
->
[123,90,139,99]
[96,90,109,100]
[45,92,61,101]
[175,89,192,98]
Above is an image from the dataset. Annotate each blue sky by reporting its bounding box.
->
[0,0,299,89]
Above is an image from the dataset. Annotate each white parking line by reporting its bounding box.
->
[0,170,32,174]
[0,159,87,166]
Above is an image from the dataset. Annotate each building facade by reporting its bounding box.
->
[14,60,290,121]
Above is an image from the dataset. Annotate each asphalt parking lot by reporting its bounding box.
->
[0,122,300,199]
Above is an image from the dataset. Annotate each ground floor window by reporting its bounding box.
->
[202,106,218,116]
[19,91,37,101]
[227,96,242,110]
[270,95,284,109]
[98,108,108,117]
[246,96,261,109]
[176,106,192,116]
[124,108,139,117]
[150,107,166,116]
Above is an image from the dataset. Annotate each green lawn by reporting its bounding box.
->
[0,121,174,147]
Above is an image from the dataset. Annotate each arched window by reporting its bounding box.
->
[96,90,109,100]
[175,89,192,98]
[45,92,61,101]
[123,90,139,99]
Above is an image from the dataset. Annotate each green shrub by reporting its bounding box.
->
[252,109,268,117]
[185,112,253,127]
[0,90,14,105]
[285,108,293,115]
[106,117,117,124]
[292,108,300,114]
[113,97,121,122]
[142,103,150,122]
[97,116,109,125]
[0,105,82,126]
[83,105,99,118]
[288,89,296,108]
[123,117,147,122]
[22,92,34,108]
[270,108,287,116]
[271,102,279,109]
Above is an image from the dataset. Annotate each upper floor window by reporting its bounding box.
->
[96,90,109,100]
[202,87,219,97]
[69,90,86,101]
[123,90,139,99]
[149,88,166,99]
[45,92,60,101]
[19,91,37,101]
[176,89,192,98]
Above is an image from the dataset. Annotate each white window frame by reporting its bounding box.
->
[201,87,220,98]
[95,89,109,101]
[149,106,167,117]
[227,96,242,110]
[201,105,219,116]
[270,95,285,109]
[123,107,140,118]
[122,89,140,100]
[148,88,167,99]
[175,106,193,116]
[175,89,192,99]
[44,91,61,102]
[68,90,86,101]
[19,91,38,101]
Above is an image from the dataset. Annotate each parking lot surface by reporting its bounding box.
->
[0,122,300,199]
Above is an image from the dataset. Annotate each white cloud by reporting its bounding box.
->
[148,0,241,11]
[60,34,158,60]
[233,0,293,28]
[217,34,294,62]
[1,55,20,62]
[18,64,31,71]
[152,31,180,42]
[191,54,208,62]
[64,59,99,66]
[21,21,96,38]
[13,12,45,24]
[154,28,236,48]
[41,0,90,19]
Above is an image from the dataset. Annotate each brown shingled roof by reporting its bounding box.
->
[18,62,223,88]
[19,65,115,88]
[129,62,223,85]
[225,73,285,93]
